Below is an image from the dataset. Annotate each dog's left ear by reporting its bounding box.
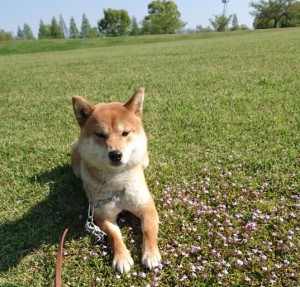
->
[124,87,145,118]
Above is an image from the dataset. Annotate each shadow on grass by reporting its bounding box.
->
[0,164,87,272]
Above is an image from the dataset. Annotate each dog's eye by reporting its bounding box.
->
[122,131,130,137]
[95,132,106,139]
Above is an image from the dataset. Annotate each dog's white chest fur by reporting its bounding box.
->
[82,163,150,215]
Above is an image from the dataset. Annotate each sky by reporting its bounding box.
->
[1,0,254,36]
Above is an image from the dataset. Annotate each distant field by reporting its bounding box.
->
[0,28,299,286]
[0,30,254,55]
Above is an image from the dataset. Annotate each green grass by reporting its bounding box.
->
[0,28,299,286]
[0,30,253,56]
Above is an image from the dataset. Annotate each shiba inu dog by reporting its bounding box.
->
[71,88,161,273]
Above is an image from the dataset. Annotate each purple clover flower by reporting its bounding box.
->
[180,275,188,281]
[190,245,200,253]
[261,255,267,261]
[236,259,244,267]
[245,221,257,231]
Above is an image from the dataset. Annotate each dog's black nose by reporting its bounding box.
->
[109,150,123,164]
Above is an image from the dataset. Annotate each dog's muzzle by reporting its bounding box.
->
[108,150,123,165]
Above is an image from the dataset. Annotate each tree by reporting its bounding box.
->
[240,24,250,30]
[141,0,186,34]
[23,23,35,40]
[38,20,50,39]
[98,9,131,37]
[231,14,240,30]
[130,16,140,35]
[253,14,274,28]
[69,17,79,38]
[80,13,92,38]
[140,19,152,34]
[87,27,101,38]
[59,14,68,38]
[50,17,62,38]
[281,1,300,26]
[209,14,232,32]
[17,26,24,39]
[0,29,14,41]
[195,25,213,33]
[250,0,296,28]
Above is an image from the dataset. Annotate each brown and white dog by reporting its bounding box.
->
[71,88,161,273]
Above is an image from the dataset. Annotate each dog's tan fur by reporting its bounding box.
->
[71,88,161,273]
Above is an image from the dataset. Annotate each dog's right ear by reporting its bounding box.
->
[72,96,95,127]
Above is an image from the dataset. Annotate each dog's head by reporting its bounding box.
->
[72,88,148,171]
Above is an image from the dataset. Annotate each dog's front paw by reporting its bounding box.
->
[142,249,161,270]
[113,252,134,273]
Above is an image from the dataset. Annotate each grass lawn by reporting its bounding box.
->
[0,28,299,286]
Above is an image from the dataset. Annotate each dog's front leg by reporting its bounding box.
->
[93,213,134,273]
[137,199,161,269]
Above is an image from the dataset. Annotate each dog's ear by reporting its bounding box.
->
[72,96,95,127]
[124,87,145,118]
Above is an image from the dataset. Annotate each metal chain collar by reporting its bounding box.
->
[85,203,106,243]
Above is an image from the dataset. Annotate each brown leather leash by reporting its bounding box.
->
[55,200,107,286]
[55,219,85,287]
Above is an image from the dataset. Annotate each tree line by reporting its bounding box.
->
[1,0,300,41]
[37,14,100,39]
[206,0,300,32]
[1,1,186,41]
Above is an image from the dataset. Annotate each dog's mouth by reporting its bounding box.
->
[110,161,123,167]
